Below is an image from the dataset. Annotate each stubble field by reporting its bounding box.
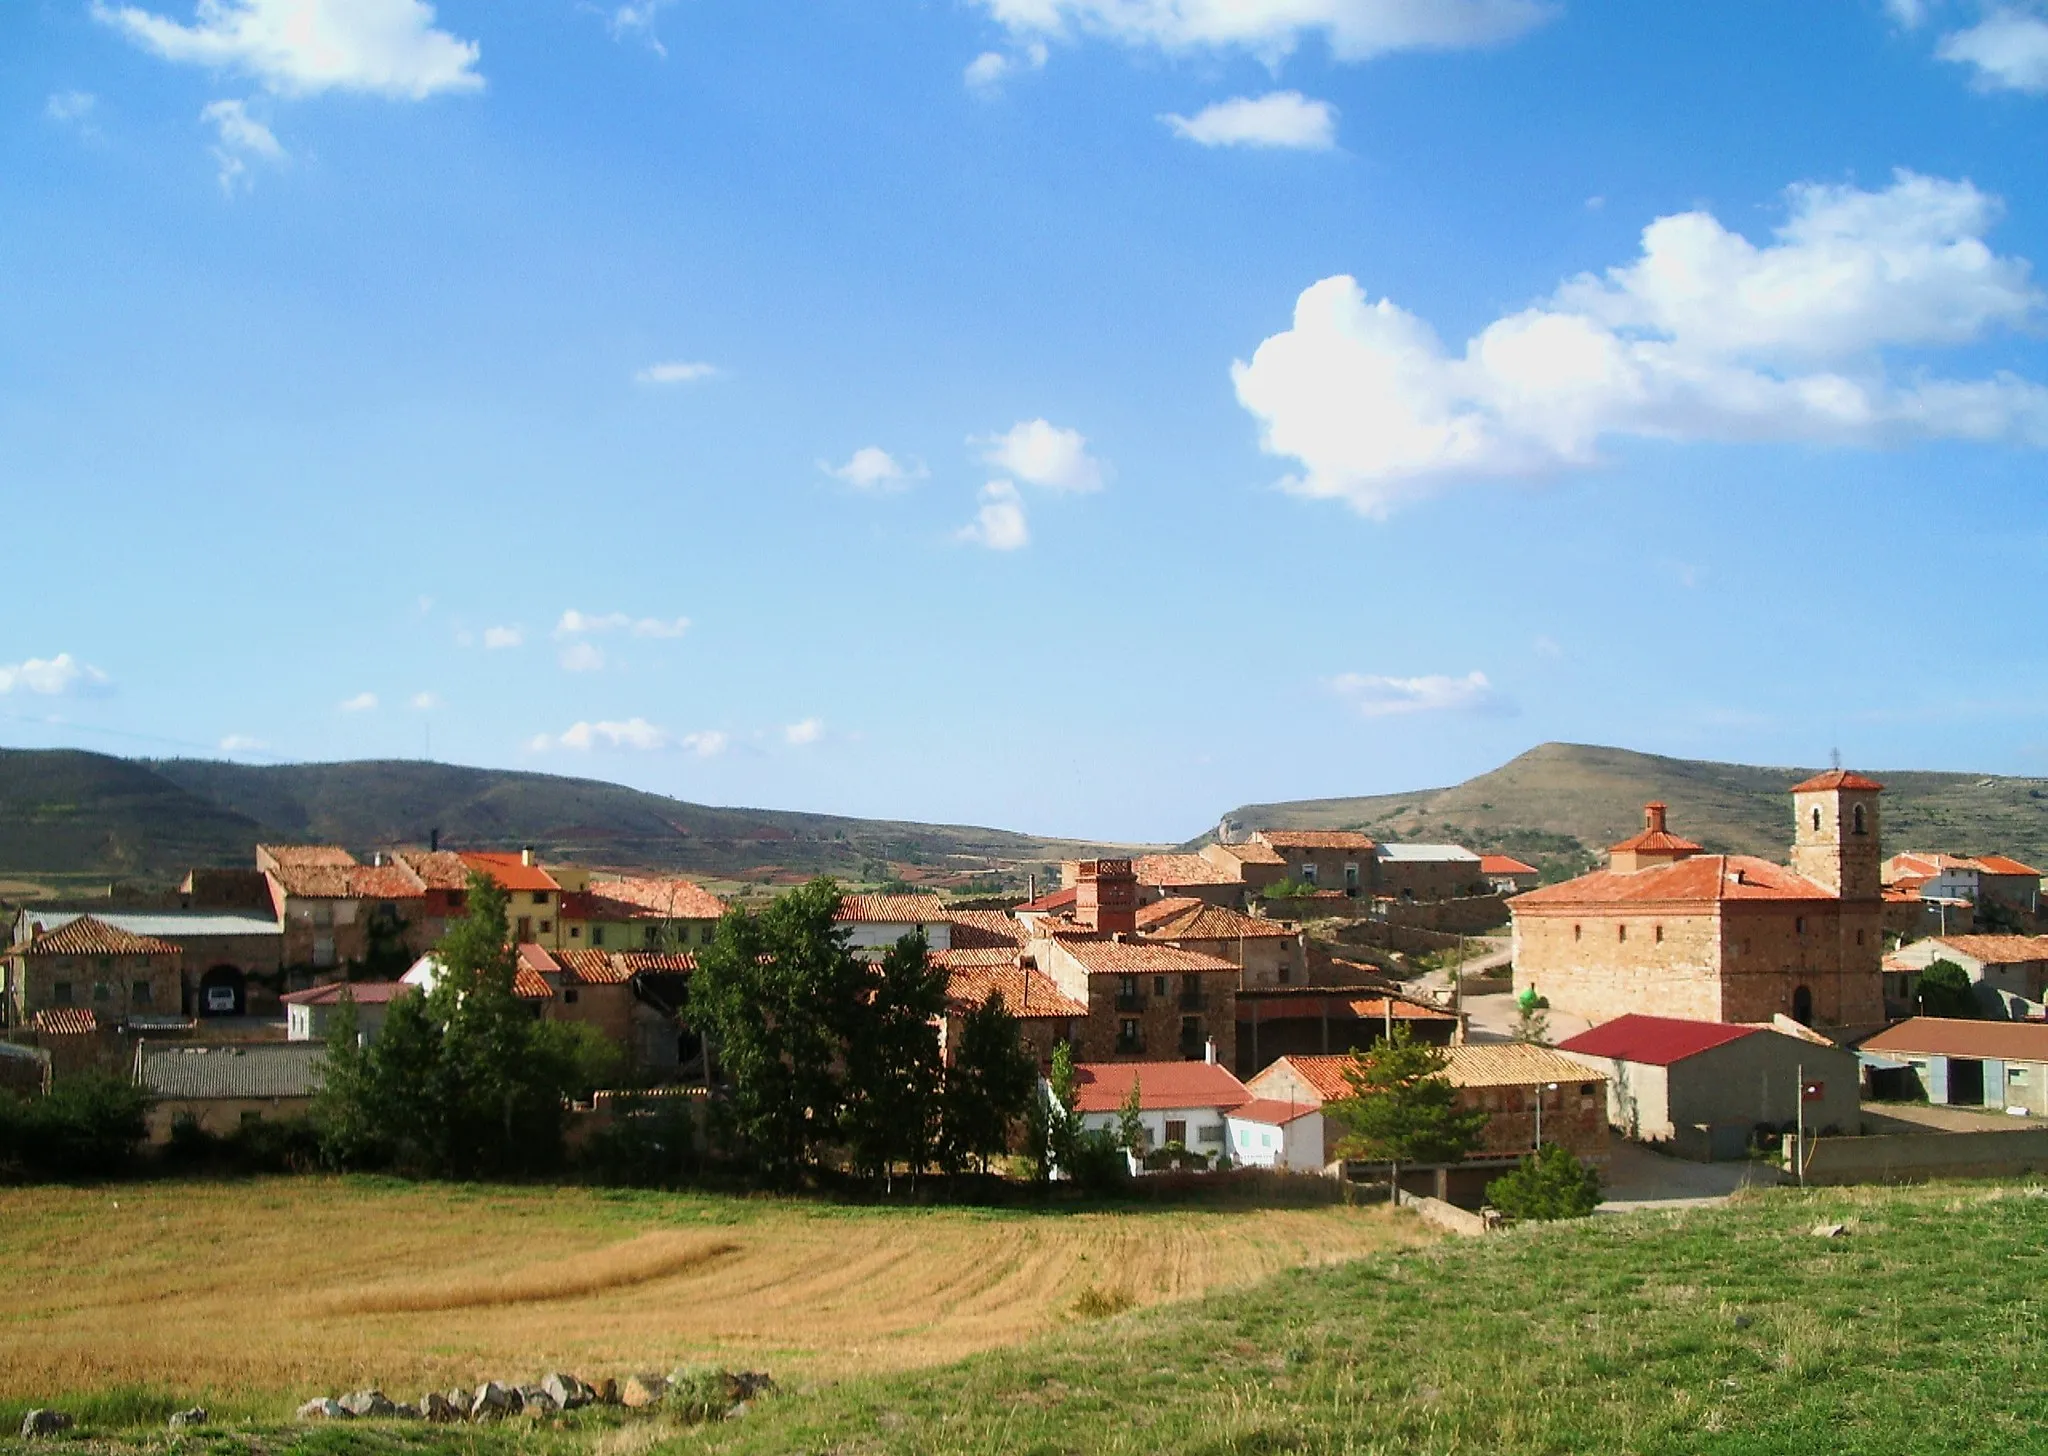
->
[0,1175,1423,1413]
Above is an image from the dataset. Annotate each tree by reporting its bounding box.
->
[1917,958,1977,1019]
[1512,988,1552,1045]
[940,993,1037,1174]
[1486,1142,1602,1220]
[842,929,947,1189]
[1326,1026,1487,1201]
[1116,1074,1146,1159]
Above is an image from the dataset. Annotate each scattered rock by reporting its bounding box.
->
[20,1410,73,1439]
[419,1392,462,1424]
[729,1401,751,1420]
[391,1403,421,1421]
[621,1374,668,1409]
[470,1382,517,1421]
[296,1398,349,1422]
[596,1378,620,1406]
[725,1371,777,1403]
[339,1390,396,1419]
[1733,1314,1754,1330]
[167,1409,208,1430]
[541,1372,589,1411]
[517,1386,557,1418]
[1812,1222,1847,1239]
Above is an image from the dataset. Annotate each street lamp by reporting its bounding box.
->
[1534,1081,1558,1150]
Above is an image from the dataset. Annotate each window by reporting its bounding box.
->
[1117,1018,1143,1052]
[539,920,553,935]
[1796,917,1806,935]
[1654,924,1664,944]
[1852,804,1867,836]
[312,902,334,928]
[93,982,111,1002]
[1344,862,1360,892]
[570,925,582,940]
[1153,975,1168,997]
[533,891,550,905]
[563,986,580,1004]
[52,982,72,1005]
[2010,1067,2028,1086]
[1197,1124,1224,1145]
[132,981,151,1006]
[516,917,533,941]
[643,926,660,947]
[1811,807,1823,832]
[592,926,606,947]
[1277,965,1291,985]
[1300,863,1318,885]
[1618,925,1627,943]
[702,924,717,945]
[1572,924,1582,942]
[1856,929,1865,946]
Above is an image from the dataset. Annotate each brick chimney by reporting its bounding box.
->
[1644,802,1668,834]
[1074,859,1138,934]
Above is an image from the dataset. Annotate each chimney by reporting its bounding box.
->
[1204,1038,1216,1065]
[430,827,440,853]
[521,846,536,868]
[1645,802,1668,834]
[1074,859,1138,934]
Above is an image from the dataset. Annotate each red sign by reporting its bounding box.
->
[1803,1080,1825,1102]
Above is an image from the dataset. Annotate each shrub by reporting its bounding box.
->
[1917,959,1977,1019]
[576,1099,703,1187]
[1486,1143,1602,1221]
[0,1074,147,1179]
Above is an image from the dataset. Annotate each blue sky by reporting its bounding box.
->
[5,0,2048,843]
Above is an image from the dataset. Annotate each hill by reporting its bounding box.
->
[0,749,1149,890]
[1217,741,2048,882]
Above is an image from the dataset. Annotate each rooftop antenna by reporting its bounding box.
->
[1830,747,1842,770]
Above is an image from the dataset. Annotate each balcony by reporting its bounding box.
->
[1115,1032,1146,1055]
[1115,993,1147,1012]
[1178,990,1207,1011]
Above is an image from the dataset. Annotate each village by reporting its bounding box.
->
[6,767,2047,1210]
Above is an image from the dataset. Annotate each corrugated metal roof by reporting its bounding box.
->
[1376,843,1482,863]
[138,1043,326,1099]
[30,911,280,940]
[1557,1014,1761,1067]
[1860,1017,2048,1062]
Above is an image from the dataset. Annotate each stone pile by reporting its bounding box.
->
[295,1368,771,1425]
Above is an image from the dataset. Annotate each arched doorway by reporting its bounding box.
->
[199,965,246,1017]
[1792,985,1814,1026]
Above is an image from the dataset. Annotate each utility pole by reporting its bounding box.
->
[1796,1061,1806,1189]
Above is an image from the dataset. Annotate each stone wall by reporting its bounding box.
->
[1513,909,1724,1024]
[1788,1127,2048,1185]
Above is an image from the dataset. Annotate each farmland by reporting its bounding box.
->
[0,1176,1421,1413]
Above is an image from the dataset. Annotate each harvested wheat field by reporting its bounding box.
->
[0,1177,1425,1407]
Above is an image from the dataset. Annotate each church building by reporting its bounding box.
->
[1509,771,1886,1031]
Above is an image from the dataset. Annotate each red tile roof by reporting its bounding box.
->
[1254,830,1377,851]
[1480,855,1539,876]
[946,910,1025,950]
[258,845,358,868]
[945,965,1088,1020]
[513,966,554,1000]
[1132,853,1241,887]
[1557,1014,1760,1066]
[460,852,562,893]
[558,949,634,984]
[1253,1055,1356,1103]
[1229,1097,1318,1126]
[394,850,471,891]
[1048,936,1240,976]
[1016,886,1078,913]
[1791,769,1884,793]
[1608,826,1704,855]
[280,981,414,1006]
[516,943,562,975]
[1972,855,2043,878]
[1209,840,1285,865]
[23,915,180,957]
[32,1008,97,1035]
[836,893,948,923]
[1135,898,1297,941]
[1861,1017,2048,1062]
[1512,854,1833,909]
[614,951,697,974]
[1071,1061,1251,1115]
[584,876,726,921]
[1912,934,2048,965]
[266,861,428,900]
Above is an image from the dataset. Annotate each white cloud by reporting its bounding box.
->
[680,729,729,757]
[411,691,441,710]
[635,360,719,385]
[1162,92,1337,150]
[555,609,691,639]
[1887,0,1930,27]
[1533,634,1563,659]
[957,480,1031,550]
[964,40,1048,90]
[0,654,111,697]
[1233,170,2048,516]
[784,717,824,746]
[482,625,523,649]
[974,418,1109,492]
[1938,7,2048,92]
[821,446,926,492]
[46,91,97,125]
[219,733,267,752]
[200,98,284,194]
[559,642,606,673]
[631,616,691,639]
[94,0,482,98]
[1332,670,1507,717]
[608,0,676,55]
[339,691,378,712]
[533,717,674,752]
[971,0,1551,62]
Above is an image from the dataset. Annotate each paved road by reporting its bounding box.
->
[1595,1141,1784,1212]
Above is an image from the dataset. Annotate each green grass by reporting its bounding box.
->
[10,1182,2048,1455]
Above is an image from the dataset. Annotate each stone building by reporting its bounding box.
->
[259,846,428,973]
[938,955,1087,1069]
[1510,773,1887,1031]
[1134,897,1305,986]
[3,915,183,1029]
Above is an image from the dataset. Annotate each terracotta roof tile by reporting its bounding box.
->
[1512,854,1833,908]
[280,981,415,1007]
[946,910,1026,950]
[1210,840,1285,865]
[934,947,1026,970]
[267,862,428,899]
[513,966,554,1000]
[1229,1097,1318,1126]
[460,852,562,893]
[1791,769,1884,793]
[1972,855,2043,878]
[1480,855,1539,876]
[1254,830,1377,851]
[517,943,563,974]
[945,965,1088,1020]
[1608,827,1704,855]
[1445,1043,1608,1089]
[614,950,697,974]
[1253,1055,1355,1103]
[1914,934,2048,964]
[394,850,471,891]
[1016,887,1078,912]
[836,893,949,923]
[258,845,358,868]
[1132,854,1241,887]
[1071,1061,1251,1114]
[23,915,180,958]
[584,876,727,921]
[31,1008,97,1035]
[1861,1017,2048,1062]
[1135,898,1297,940]
[1049,935,1239,976]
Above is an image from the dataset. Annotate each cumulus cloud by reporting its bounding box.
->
[1233,170,2048,516]
[608,0,676,55]
[1163,92,1337,149]
[680,729,728,757]
[559,642,606,673]
[971,0,1551,62]
[200,98,284,194]
[219,734,267,752]
[964,40,1047,90]
[482,625,523,649]
[555,609,691,639]
[339,691,378,712]
[1332,670,1507,717]
[531,717,673,752]
[974,418,1109,492]
[635,360,719,385]
[821,446,926,492]
[94,0,482,98]
[0,654,111,696]
[784,717,824,746]
[956,480,1031,550]
[1938,6,2048,92]
[46,91,97,126]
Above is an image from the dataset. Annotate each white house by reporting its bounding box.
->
[1065,1060,1249,1167]
[833,894,953,955]
[281,980,413,1042]
[1225,1098,1325,1171]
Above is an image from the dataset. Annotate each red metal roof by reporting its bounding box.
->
[1229,1097,1318,1126]
[280,981,415,1006]
[1790,769,1884,793]
[1071,1061,1251,1114]
[1479,855,1539,876]
[1557,1014,1759,1066]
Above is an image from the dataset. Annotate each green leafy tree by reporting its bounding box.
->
[1043,1038,1082,1174]
[842,929,948,1190]
[1486,1142,1602,1220]
[1326,1026,1487,1200]
[1917,958,1978,1019]
[353,907,414,981]
[940,993,1037,1174]
[1116,1074,1146,1158]
[0,1074,147,1178]
[1513,987,1552,1045]
[689,878,869,1181]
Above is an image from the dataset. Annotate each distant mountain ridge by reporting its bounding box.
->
[0,750,1150,888]
[1214,742,2048,883]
